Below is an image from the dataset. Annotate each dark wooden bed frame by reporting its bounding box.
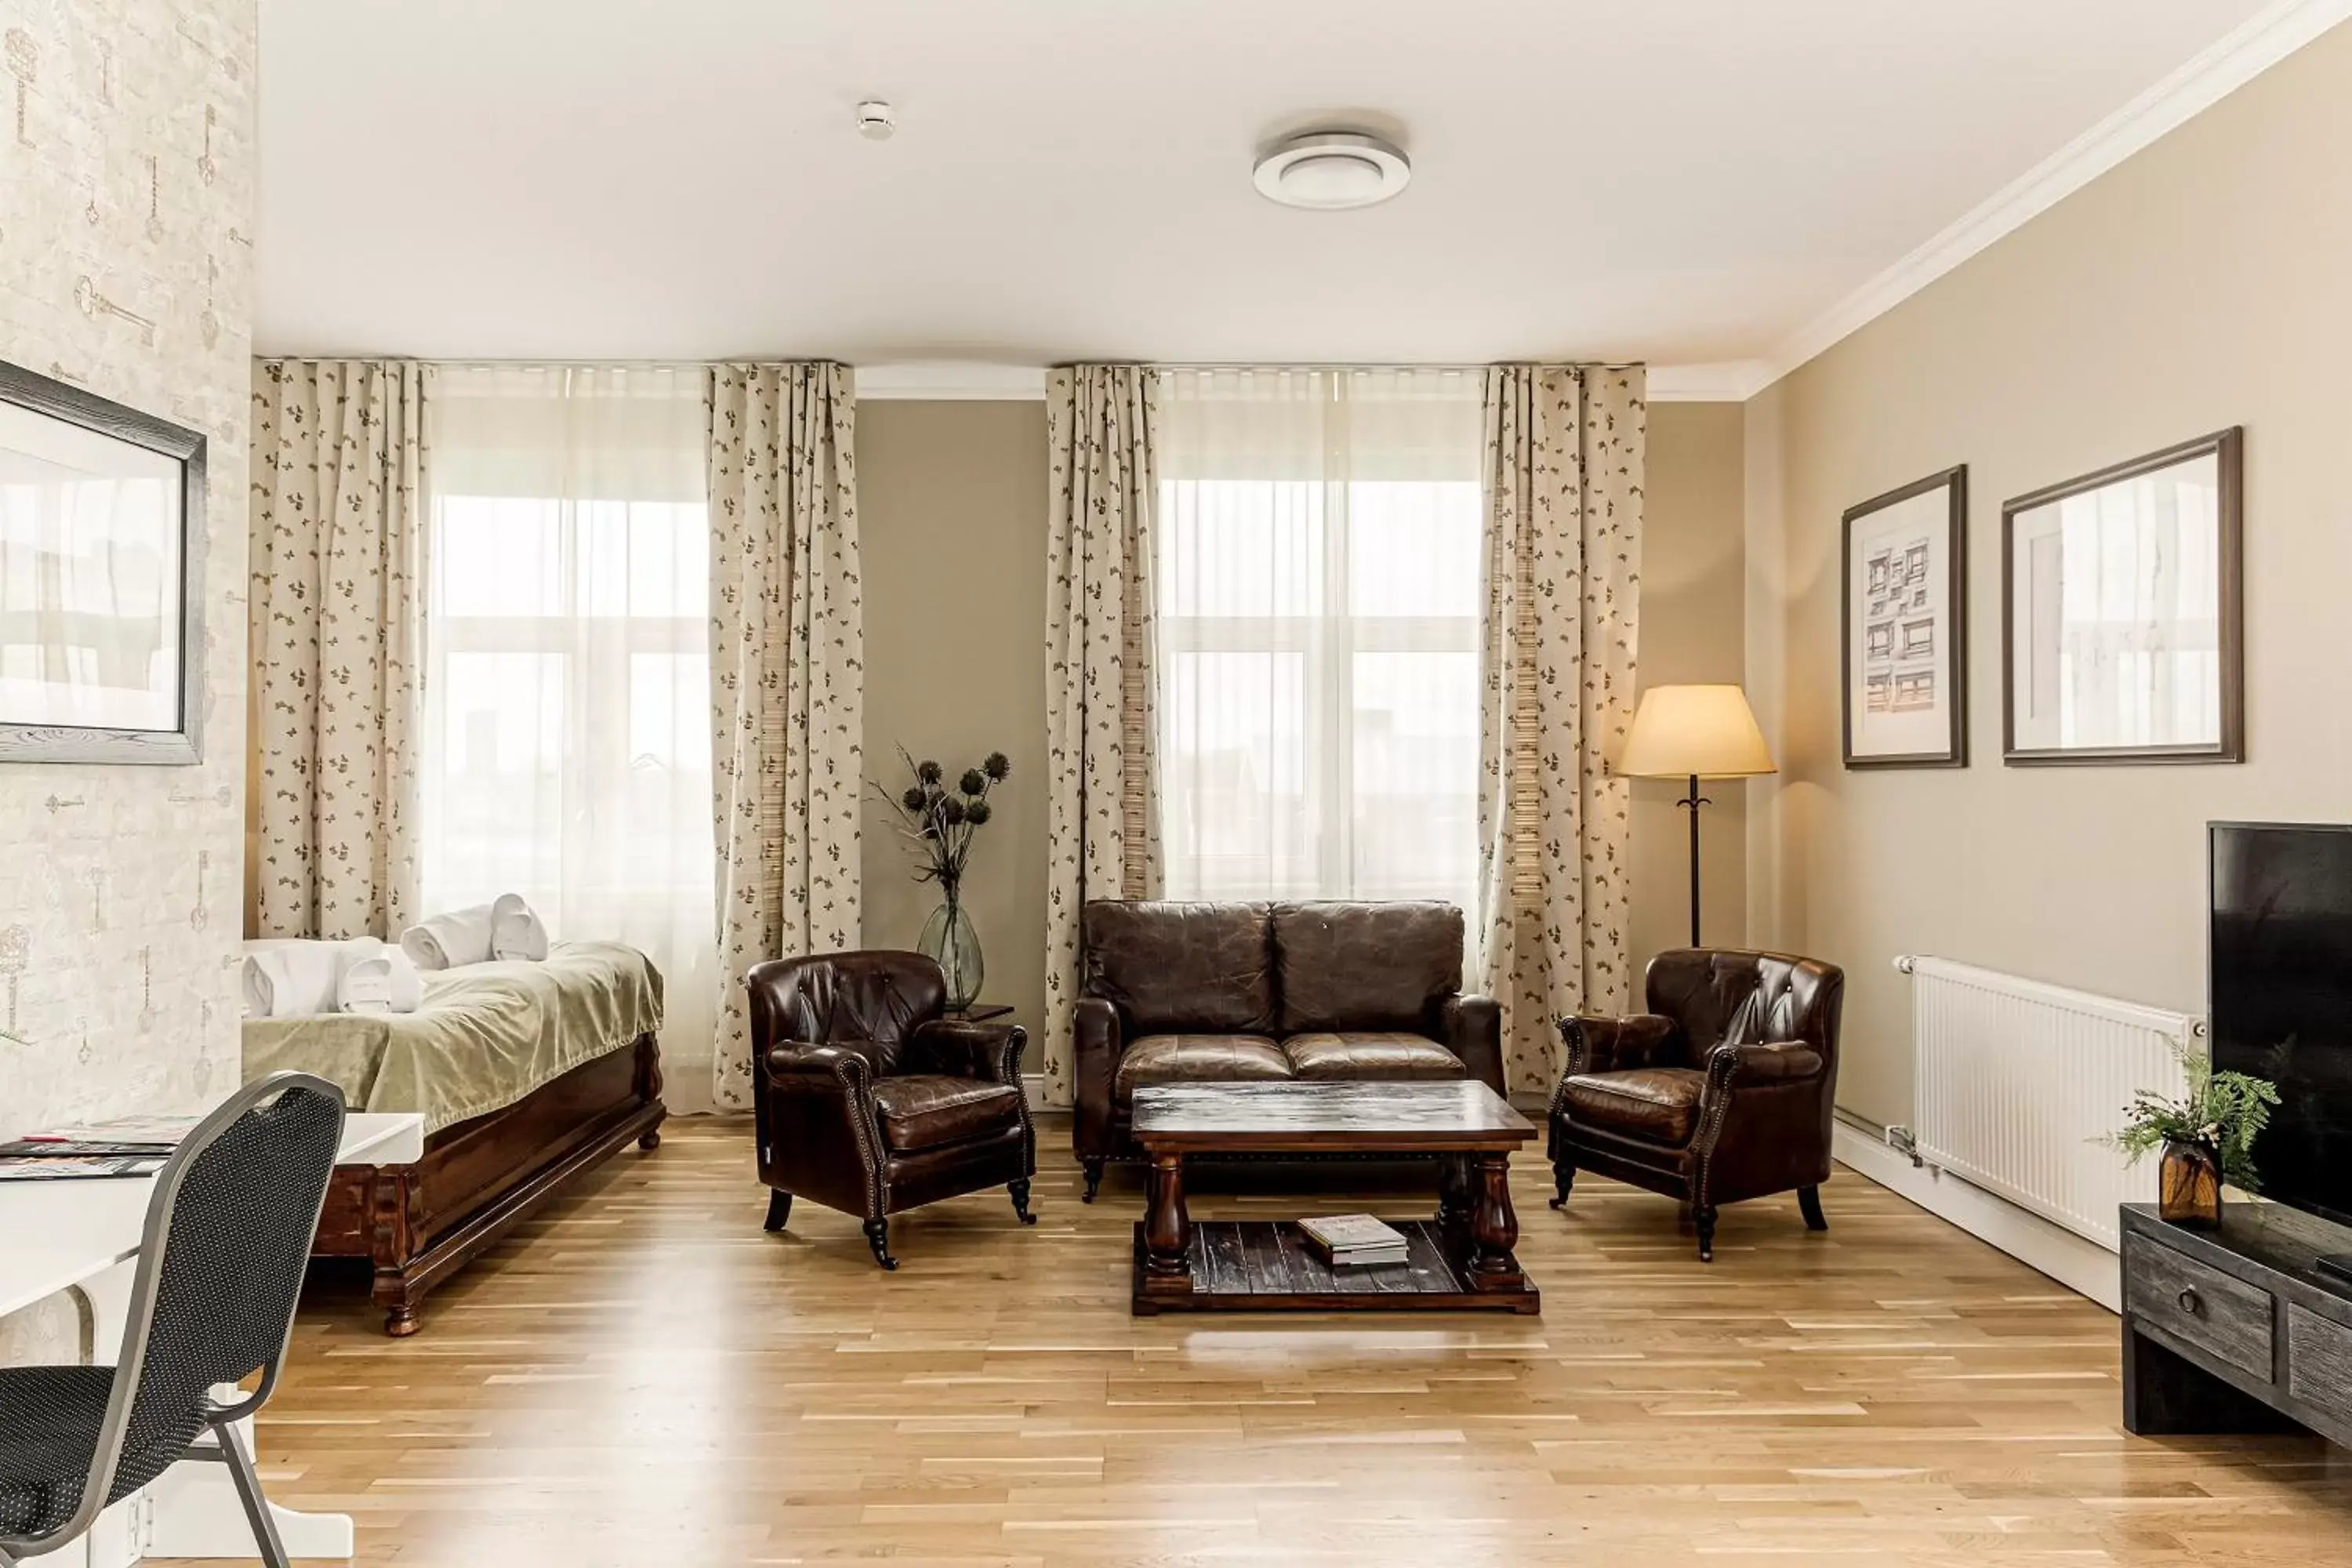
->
[311,1032,667,1335]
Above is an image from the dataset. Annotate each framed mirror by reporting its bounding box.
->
[0,359,207,764]
[2002,428,2241,766]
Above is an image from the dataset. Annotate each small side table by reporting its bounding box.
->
[946,1003,1014,1023]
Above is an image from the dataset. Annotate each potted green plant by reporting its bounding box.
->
[2109,1038,2279,1228]
[873,749,1010,1012]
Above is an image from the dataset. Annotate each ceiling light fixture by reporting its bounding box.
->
[1252,130,1410,211]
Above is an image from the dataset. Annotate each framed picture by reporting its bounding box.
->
[0,359,207,764]
[2002,428,2242,765]
[1842,465,1967,768]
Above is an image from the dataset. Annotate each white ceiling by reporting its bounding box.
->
[256,0,2287,372]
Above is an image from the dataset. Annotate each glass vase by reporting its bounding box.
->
[2158,1138,2223,1228]
[919,885,985,1012]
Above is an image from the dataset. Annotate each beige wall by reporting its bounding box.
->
[1632,403,1749,967]
[1742,24,2352,1127]
[858,401,1053,1040]
[0,0,256,1346]
[856,395,1744,1050]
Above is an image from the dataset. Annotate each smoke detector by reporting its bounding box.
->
[856,100,896,141]
[1252,130,1410,211]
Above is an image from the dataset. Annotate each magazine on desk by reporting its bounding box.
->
[0,1112,198,1174]
[0,1154,168,1181]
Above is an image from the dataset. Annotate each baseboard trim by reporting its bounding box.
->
[1832,1123,2122,1312]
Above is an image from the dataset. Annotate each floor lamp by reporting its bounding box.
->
[1616,684,1776,948]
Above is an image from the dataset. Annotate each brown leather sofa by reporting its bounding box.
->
[1073,900,1502,1199]
[1548,947,1843,1261]
[748,950,1035,1269]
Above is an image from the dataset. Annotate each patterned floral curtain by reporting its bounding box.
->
[1042,365,1163,1106]
[1477,366,1646,1093]
[706,362,864,1110]
[249,359,428,940]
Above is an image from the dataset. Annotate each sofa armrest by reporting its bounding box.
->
[1703,1040,1826,1094]
[1435,994,1504,1095]
[1073,996,1123,1159]
[1559,1013,1682,1076]
[763,1040,877,1097]
[907,1018,1028,1087]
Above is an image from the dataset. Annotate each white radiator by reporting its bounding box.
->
[1896,955,2199,1253]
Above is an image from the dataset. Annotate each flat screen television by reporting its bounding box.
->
[2210,822,2352,1229]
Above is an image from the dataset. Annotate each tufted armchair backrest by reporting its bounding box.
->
[1644,948,1844,1063]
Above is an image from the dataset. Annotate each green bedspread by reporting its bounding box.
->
[241,941,664,1134]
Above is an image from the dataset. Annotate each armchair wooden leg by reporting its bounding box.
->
[1548,1161,1576,1210]
[1694,1204,1718,1263]
[1009,1178,1036,1225]
[764,1189,793,1232]
[1081,1159,1105,1203]
[1798,1185,1828,1232]
[864,1218,898,1270]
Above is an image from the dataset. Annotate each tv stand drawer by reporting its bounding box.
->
[2125,1234,2274,1381]
[2287,1305,2352,1421]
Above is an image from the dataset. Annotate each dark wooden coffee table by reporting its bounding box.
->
[1127,1080,1541,1316]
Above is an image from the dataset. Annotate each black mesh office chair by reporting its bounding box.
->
[0,1073,345,1568]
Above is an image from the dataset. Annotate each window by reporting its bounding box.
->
[420,366,716,1071]
[1156,369,1484,914]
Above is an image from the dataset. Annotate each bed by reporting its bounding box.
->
[242,940,669,1335]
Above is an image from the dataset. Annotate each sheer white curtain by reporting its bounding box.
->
[1156,368,1484,916]
[420,366,717,1105]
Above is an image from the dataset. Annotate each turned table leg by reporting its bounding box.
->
[1465,1152,1525,1290]
[1437,1152,1475,1239]
[1142,1152,1193,1290]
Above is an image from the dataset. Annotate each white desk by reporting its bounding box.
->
[0,1111,425,1568]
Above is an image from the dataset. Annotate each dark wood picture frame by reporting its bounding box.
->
[1842,465,1968,768]
[2001,428,2243,767]
[0,358,208,764]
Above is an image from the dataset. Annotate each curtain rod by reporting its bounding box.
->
[1133,361,1647,373]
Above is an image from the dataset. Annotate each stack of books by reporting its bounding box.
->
[0,1115,198,1181]
[1298,1213,1410,1268]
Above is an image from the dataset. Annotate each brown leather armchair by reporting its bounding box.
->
[1548,948,1843,1261]
[748,950,1035,1269]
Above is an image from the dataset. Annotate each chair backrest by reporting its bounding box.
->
[1646,948,1845,1061]
[22,1073,345,1554]
[1271,901,1464,1035]
[746,950,946,1075]
[1081,901,1276,1036]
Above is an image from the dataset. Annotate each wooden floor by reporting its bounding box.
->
[198,1117,2352,1566]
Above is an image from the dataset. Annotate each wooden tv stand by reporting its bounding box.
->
[2121,1200,2352,1448]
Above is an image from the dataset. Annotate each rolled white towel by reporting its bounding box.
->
[401,904,496,970]
[243,937,381,1018]
[401,894,549,968]
[336,947,425,1015]
[491,892,549,962]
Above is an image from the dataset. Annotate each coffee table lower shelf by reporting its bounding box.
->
[1131,1219,1541,1315]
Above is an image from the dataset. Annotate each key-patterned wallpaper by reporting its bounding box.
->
[0,0,255,1358]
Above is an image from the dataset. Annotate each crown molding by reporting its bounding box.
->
[854,361,1048,400]
[856,358,1770,402]
[1752,0,2352,397]
[1646,361,1774,403]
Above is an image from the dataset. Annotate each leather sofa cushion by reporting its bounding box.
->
[1085,901,1275,1034]
[1280,1032,1466,1080]
[1273,901,1463,1033]
[1114,1033,1291,1104]
[1559,1067,1706,1146]
[869,1074,1024,1152]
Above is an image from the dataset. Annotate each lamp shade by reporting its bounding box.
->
[1616,684,1776,779]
